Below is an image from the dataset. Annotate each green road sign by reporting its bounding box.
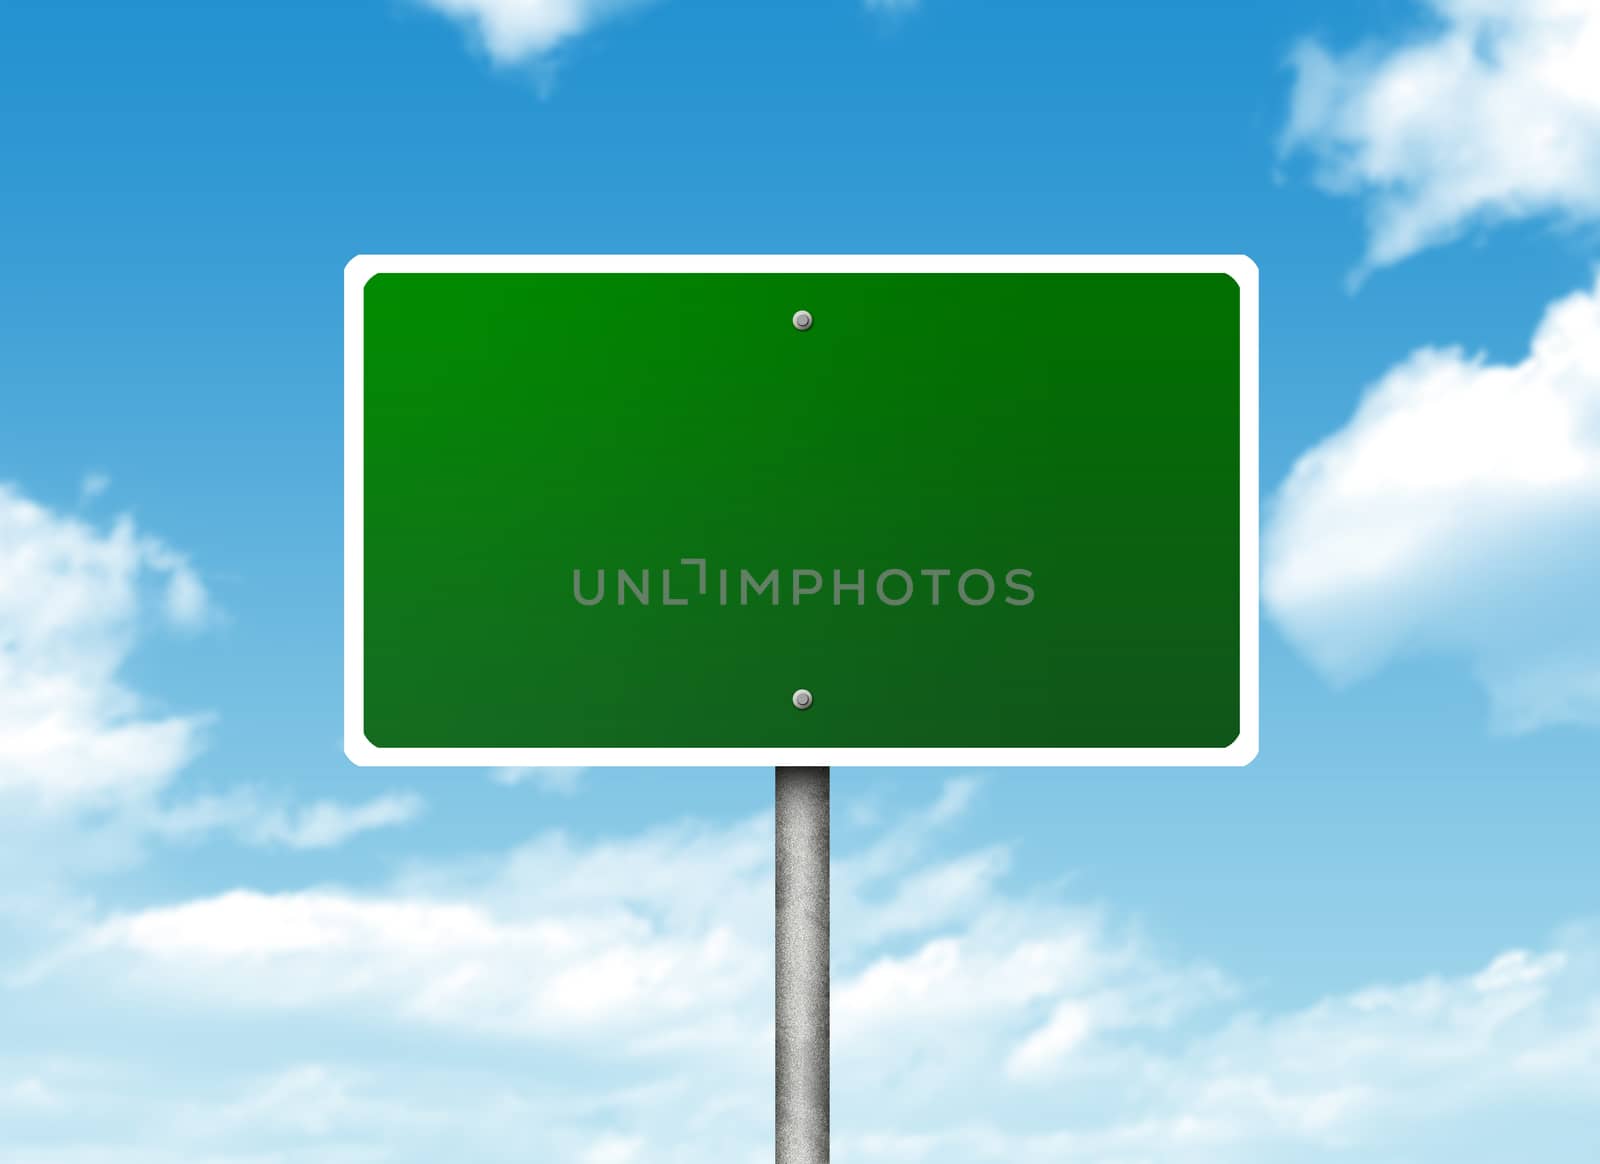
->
[345,256,1258,767]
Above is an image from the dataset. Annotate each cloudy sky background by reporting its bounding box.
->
[3,0,1600,1159]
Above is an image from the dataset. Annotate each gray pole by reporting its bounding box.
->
[775,766,829,1164]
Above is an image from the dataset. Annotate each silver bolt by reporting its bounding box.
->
[792,688,814,711]
[792,310,813,331]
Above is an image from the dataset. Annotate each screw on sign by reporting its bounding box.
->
[793,309,813,331]
[792,688,813,710]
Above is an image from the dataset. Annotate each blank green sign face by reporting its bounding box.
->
[349,260,1254,765]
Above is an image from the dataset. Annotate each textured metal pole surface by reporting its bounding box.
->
[776,766,830,1164]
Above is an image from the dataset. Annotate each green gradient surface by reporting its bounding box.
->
[361,271,1241,748]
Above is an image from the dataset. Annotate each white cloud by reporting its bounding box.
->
[17,781,1226,1158]
[1264,275,1600,731]
[43,815,778,1054]
[253,794,424,849]
[1282,0,1600,275]
[78,473,110,503]
[2,1076,62,1111]
[201,1065,378,1140]
[1005,999,1093,1079]
[831,775,981,907]
[582,1134,644,1164]
[10,782,1600,1160]
[0,481,412,929]
[0,483,214,811]
[153,791,425,850]
[416,0,654,66]
[831,929,1600,1162]
[491,766,586,794]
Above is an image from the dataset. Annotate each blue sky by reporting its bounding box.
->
[3,0,1600,1159]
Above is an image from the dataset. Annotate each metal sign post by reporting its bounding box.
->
[344,253,1260,1164]
[775,766,830,1164]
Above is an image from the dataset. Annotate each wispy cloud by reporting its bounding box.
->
[581,1133,645,1164]
[1264,275,1600,731]
[491,766,586,795]
[78,472,110,504]
[921,935,1600,1162]
[1282,0,1600,278]
[0,481,419,938]
[0,1075,61,1111]
[0,482,214,812]
[255,794,424,849]
[12,782,1600,1160]
[416,0,655,67]
[152,791,425,850]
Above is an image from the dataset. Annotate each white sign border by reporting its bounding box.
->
[345,254,1259,768]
